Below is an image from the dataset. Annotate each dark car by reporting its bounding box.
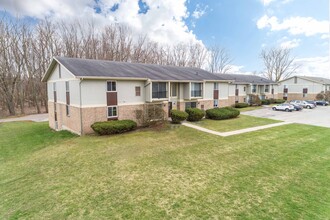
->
[292,104,303,111]
[315,100,329,106]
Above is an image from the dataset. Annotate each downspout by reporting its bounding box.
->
[79,78,83,135]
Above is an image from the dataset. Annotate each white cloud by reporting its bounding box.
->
[294,56,330,78]
[0,0,200,45]
[257,15,329,37]
[261,0,292,6]
[280,38,301,49]
[192,4,208,19]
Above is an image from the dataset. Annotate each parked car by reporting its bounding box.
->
[272,103,295,112]
[306,100,317,107]
[290,100,315,109]
[315,100,329,106]
[292,104,303,111]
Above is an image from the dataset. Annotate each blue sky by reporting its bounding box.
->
[0,0,329,77]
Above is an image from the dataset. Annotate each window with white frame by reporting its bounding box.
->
[152,82,167,99]
[107,81,116,92]
[252,85,256,93]
[265,85,269,93]
[191,83,202,97]
[65,81,70,116]
[107,106,117,118]
[214,82,219,90]
[213,99,219,107]
[59,65,61,78]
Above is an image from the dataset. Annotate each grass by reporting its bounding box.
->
[188,115,281,132]
[0,121,329,219]
[237,106,264,112]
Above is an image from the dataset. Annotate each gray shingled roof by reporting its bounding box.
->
[54,57,228,81]
[218,73,276,85]
[300,76,330,85]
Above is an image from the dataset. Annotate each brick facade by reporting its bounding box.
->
[278,93,316,101]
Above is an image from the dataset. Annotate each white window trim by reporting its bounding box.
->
[171,83,178,97]
[107,81,117,92]
[107,106,118,118]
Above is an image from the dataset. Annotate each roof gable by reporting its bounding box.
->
[218,73,276,84]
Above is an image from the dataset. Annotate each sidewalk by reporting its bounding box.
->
[182,121,292,137]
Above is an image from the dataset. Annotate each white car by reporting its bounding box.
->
[272,103,295,112]
[290,100,315,109]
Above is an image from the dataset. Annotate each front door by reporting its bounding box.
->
[168,102,172,117]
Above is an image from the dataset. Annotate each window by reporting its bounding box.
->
[107,106,117,118]
[59,65,61,78]
[191,83,202,97]
[107,81,116,91]
[243,98,246,103]
[294,77,297,84]
[235,89,239,96]
[135,86,141,96]
[171,83,177,97]
[53,82,57,103]
[265,85,269,93]
[244,86,246,92]
[185,102,197,109]
[252,85,256,93]
[152,82,167,99]
[303,88,308,97]
[214,82,219,90]
[213,99,219,107]
[65,81,70,116]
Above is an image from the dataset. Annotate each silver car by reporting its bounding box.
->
[272,103,295,112]
[290,100,315,109]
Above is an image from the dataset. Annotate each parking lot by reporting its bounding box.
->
[242,106,330,128]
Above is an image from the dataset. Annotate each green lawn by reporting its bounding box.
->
[189,115,281,132]
[0,122,329,219]
[237,106,264,112]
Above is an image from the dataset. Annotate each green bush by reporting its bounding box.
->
[249,94,262,106]
[206,107,240,120]
[170,109,188,124]
[91,120,137,135]
[185,108,205,122]
[234,102,249,108]
[268,98,276,104]
[274,99,285,104]
[261,99,270,105]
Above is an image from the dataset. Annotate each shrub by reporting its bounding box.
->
[234,102,249,108]
[206,107,240,120]
[249,94,261,106]
[170,109,188,124]
[185,108,205,122]
[91,120,137,135]
[268,98,276,104]
[261,99,270,105]
[274,99,285,104]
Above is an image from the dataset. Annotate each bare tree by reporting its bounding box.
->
[208,45,233,74]
[260,47,299,82]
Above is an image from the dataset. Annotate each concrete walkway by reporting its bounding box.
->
[182,121,292,137]
[0,113,48,123]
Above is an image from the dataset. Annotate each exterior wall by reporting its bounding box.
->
[81,80,106,107]
[117,81,146,105]
[219,82,229,99]
[48,63,75,81]
[228,96,236,106]
[118,104,145,125]
[219,99,229,107]
[198,100,213,110]
[204,82,214,100]
[81,107,107,134]
[278,93,316,101]
[278,77,324,99]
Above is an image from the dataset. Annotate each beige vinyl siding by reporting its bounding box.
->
[219,82,229,99]
[204,82,214,99]
[117,81,145,105]
[81,80,107,107]
[48,63,75,81]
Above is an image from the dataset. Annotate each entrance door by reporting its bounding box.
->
[168,102,172,117]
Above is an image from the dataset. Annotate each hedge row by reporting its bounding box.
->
[170,109,188,124]
[261,98,286,105]
[91,120,137,135]
[206,107,240,120]
[233,102,249,108]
